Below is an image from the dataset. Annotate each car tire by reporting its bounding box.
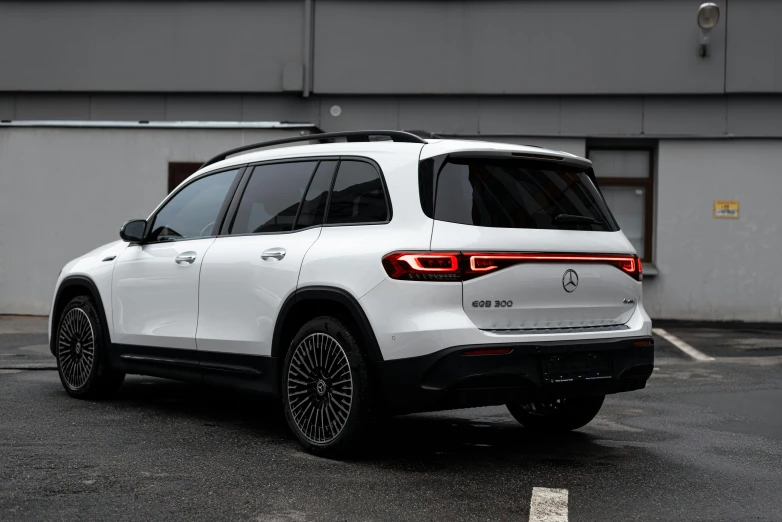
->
[55,296,125,400]
[282,316,374,457]
[506,395,605,432]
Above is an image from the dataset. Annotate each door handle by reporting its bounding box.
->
[175,252,197,265]
[261,247,286,261]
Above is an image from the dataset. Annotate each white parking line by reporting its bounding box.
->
[529,487,568,522]
[652,328,715,361]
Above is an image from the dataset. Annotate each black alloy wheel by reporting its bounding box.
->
[56,296,125,399]
[282,317,374,456]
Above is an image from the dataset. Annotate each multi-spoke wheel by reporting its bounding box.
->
[58,307,96,390]
[282,317,374,456]
[287,333,353,444]
[56,296,124,399]
[506,395,605,432]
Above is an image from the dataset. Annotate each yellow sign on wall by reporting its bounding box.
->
[713,200,739,219]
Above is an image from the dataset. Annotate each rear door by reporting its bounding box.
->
[427,155,641,330]
[196,160,336,363]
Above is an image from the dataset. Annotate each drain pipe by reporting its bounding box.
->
[303,0,314,97]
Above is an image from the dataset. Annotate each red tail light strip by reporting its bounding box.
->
[382,252,642,282]
[466,252,640,280]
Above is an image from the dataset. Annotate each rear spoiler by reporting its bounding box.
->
[446,150,592,169]
[442,150,596,183]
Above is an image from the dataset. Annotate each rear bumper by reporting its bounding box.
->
[374,336,654,414]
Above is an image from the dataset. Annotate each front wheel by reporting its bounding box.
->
[56,296,125,399]
[506,395,605,432]
[282,317,374,457]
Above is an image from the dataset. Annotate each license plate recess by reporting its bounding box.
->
[541,352,614,384]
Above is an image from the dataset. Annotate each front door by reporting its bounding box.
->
[112,168,240,349]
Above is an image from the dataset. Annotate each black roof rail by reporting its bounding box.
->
[200,130,427,169]
[404,129,442,139]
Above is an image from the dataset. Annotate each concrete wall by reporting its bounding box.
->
[727,0,782,93]
[314,0,726,95]
[644,140,782,322]
[0,127,304,315]
[0,1,304,92]
[3,0,779,95]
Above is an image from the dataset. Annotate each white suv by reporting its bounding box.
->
[50,131,654,456]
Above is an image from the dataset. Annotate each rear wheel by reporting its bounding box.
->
[56,296,125,399]
[282,316,374,457]
[506,395,605,432]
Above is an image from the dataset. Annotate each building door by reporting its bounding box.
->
[168,162,203,193]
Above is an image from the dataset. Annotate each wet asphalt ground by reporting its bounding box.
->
[1,316,781,521]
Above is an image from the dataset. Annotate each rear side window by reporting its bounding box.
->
[326,161,389,225]
[433,158,618,231]
[231,161,317,234]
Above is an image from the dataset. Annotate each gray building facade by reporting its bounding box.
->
[1,0,781,321]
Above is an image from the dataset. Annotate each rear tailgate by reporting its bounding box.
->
[425,153,641,331]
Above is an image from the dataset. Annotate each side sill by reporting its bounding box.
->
[115,345,278,396]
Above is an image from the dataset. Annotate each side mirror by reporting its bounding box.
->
[120,219,147,242]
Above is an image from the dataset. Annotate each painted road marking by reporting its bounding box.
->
[529,487,568,522]
[652,328,715,361]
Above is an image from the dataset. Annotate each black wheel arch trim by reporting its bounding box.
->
[50,275,114,360]
[272,286,384,363]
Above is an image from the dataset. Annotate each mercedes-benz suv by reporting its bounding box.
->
[50,130,654,456]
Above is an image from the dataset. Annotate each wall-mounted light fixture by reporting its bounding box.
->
[697,3,720,57]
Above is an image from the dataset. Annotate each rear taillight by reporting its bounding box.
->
[382,252,642,282]
[381,252,462,281]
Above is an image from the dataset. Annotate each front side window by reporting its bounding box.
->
[326,161,389,225]
[231,161,318,234]
[148,168,238,242]
[433,158,617,232]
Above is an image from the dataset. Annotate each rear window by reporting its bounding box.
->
[429,157,618,231]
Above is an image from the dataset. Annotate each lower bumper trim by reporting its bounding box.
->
[374,336,654,414]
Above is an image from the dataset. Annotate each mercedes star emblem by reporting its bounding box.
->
[562,269,579,293]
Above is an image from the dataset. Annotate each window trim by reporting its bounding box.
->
[586,143,656,262]
[219,155,394,238]
[143,165,246,245]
